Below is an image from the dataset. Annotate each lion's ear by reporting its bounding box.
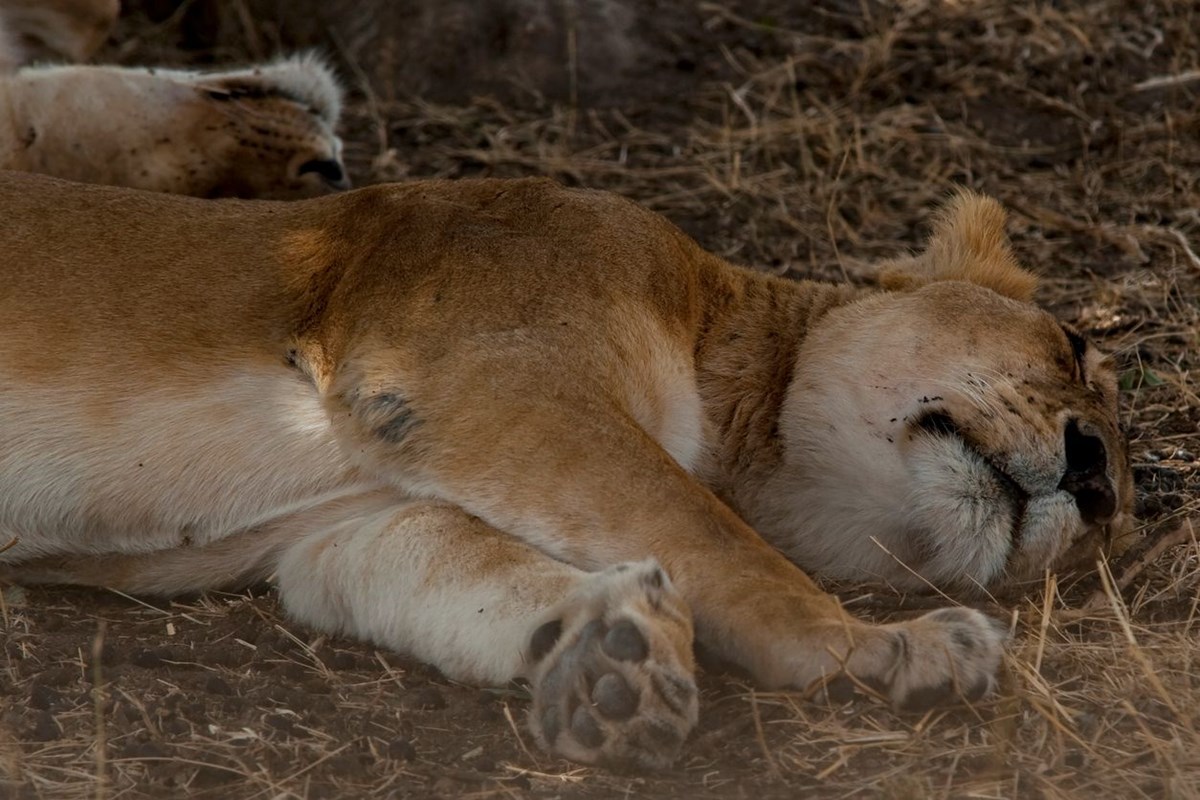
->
[878,190,1037,302]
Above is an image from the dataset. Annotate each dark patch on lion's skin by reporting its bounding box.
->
[365,392,422,444]
[342,387,424,445]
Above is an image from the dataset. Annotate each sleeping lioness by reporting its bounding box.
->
[0,0,348,199]
[0,172,1132,769]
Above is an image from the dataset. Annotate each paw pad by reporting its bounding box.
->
[592,673,639,719]
[570,707,605,747]
[529,618,563,661]
[603,620,648,662]
[527,563,697,770]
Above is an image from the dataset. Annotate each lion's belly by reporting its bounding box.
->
[0,367,371,562]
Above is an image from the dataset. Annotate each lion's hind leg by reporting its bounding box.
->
[274,500,699,769]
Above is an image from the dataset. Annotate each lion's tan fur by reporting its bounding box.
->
[0,55,348,197]
[0,174,1132,768]
[0,1,348,198]
[878,190,1039,301]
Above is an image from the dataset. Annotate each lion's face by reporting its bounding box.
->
[747,193,1133,592]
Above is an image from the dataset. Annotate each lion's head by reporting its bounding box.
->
[747,192,1134,593]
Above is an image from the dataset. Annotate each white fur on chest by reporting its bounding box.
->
[0,368,366,561]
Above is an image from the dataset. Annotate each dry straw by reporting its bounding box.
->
[2,0,1198,797]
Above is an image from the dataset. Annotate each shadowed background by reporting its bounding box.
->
[2,1,1198,797]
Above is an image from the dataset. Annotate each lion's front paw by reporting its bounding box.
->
[823,607,1008,712]
[525,560,698,770]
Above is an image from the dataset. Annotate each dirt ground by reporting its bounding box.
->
[3,1,1200,798]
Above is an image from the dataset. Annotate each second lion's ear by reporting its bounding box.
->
[878,190,1038,302]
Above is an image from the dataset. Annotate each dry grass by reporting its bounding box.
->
[3,0,1200,797]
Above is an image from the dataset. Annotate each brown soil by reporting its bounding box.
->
[3,1,1199,798]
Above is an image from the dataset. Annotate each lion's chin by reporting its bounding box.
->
[999,494,1085,583]
[902,439,1086,593]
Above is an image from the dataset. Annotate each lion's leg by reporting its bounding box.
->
[332,377,1006,716]
[274,500,698,770]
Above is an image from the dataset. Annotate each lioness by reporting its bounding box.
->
[0,173,1132,769]
[0,0,348,198]
[0,55,349,198]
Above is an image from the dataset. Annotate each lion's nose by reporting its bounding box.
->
[296,158,351,190]
[1057,418,1117,525]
